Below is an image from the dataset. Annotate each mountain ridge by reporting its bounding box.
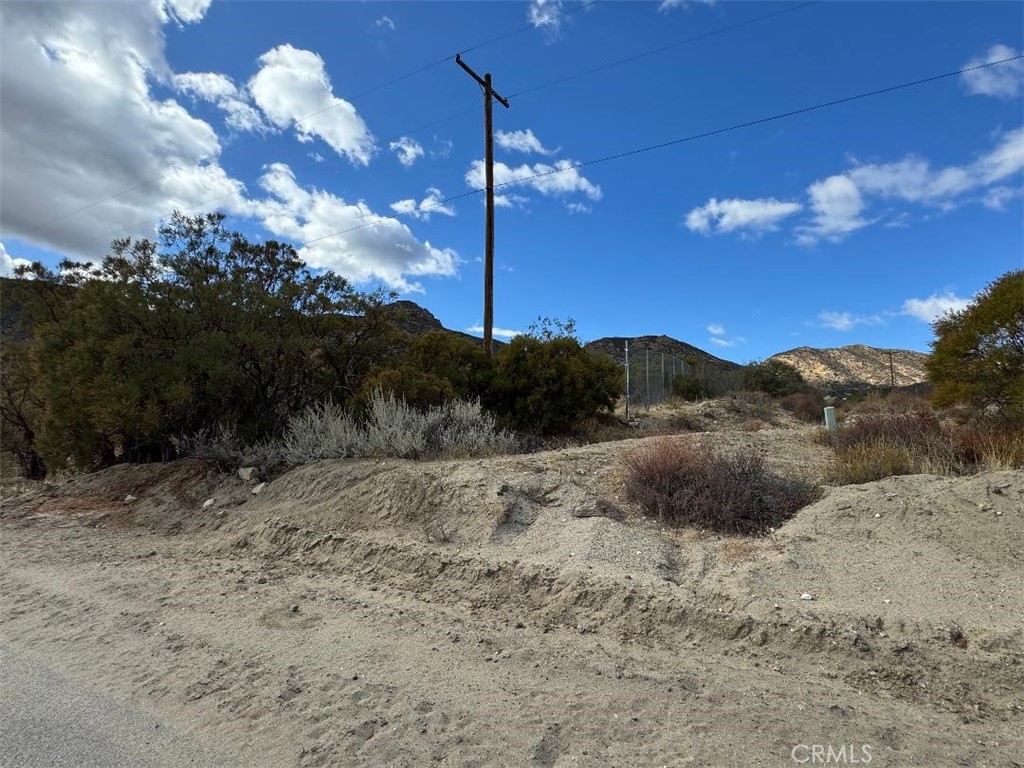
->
[769,343,928,394]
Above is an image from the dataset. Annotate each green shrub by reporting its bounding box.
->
[742,360,808,397]
[672,374,707,402]
[486,336,623,435]
[355,366,456,411]
[406,331,494,400]
[623,437,821,535]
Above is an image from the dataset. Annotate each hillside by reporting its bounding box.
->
[770,344,928,394]
[381,300,504,349]
[585,334,740,369]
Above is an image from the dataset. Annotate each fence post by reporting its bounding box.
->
[643,350,651,411]
[824,406,837,434]
[624,339,631,423]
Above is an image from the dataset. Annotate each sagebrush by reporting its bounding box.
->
[623,437,821,535]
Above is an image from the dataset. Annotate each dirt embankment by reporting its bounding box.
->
[2,428,1022,766]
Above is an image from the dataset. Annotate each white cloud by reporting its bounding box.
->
[529,0,564,38]
[982,186,1023,210]
[495,129,556,156]
[248,44,375,165]
[242,164,458,293]
[709,336,740,348]
[467,325,522,339]
[159,0,213,25]
[706,324,744,347]
[659,0,717,12]
[818,311,883,331]
[901,292,971,323]
[373,16,395,31]
[975,126,1024,185]
[883,211,912,228]
[389,137,424,167]
[685,197,802,236]
[796,175,868,245]
[173,70,236,101]
[694,128,1023,246]
[173,71,266,133]
[431,137,454,160]
[0,243,32,277]
[390,188,455,221]
[0,5,465,298]
[847,128,1024,206]
[0,1,247,259]
[494,193,531,209]
[566,202,591,214]
[961,44,1024,100]
[466,159,601,204]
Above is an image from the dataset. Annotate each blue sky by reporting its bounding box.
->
[1,1,1021,363]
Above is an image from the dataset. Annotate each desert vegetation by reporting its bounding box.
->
[821,408,1024,485]
[1,216,1019,501]
[623,436,821,535]
[175,391,517,474]
[927,269,1023,420]
[0,214,620,477]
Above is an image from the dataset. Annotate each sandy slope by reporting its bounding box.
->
[1,428,1022,767]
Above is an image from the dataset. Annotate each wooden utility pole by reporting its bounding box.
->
[456,54,509,356]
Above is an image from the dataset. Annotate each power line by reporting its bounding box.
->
[506,1,817,99]
[26,0,597,234]
[49,1,809,256]
[296,54,1024,250]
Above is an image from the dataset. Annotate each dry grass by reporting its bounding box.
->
[823,411,1023,485]
[954,419,1024,470]
[723,390,778,423]
[623,437,821,535]
[779,391,827,423]
[826,443,917,485]
[842,390,930,417]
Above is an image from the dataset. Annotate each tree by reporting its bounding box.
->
[21,212,396,472]
[741,359,808,397]
[927,269,1024,419]
[486,334,623,435]
[1,268,81,477]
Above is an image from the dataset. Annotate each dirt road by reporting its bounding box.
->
[2,441,1021,766]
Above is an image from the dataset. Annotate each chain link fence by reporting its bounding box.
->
[622,341,743,412]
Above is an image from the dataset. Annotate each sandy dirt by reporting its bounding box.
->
[2,423,1022,767]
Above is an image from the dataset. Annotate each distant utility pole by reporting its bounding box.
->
[456,53,510,357]
[888,350,896,392]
